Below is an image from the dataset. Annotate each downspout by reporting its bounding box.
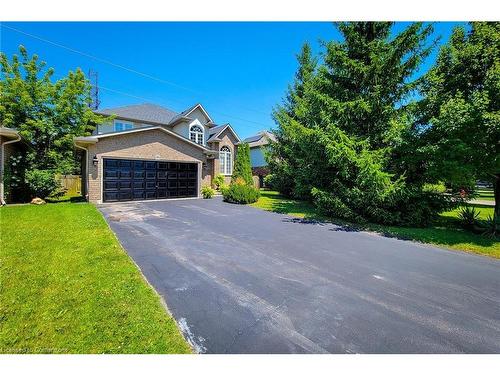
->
[74,143,89,202]
[1,133,22,205]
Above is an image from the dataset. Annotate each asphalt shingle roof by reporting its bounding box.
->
[207,124,228,141]
[95,103,178,125]
[243,134,262,143]
[243,131,276,146]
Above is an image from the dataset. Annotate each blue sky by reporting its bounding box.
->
[1,22,464,139]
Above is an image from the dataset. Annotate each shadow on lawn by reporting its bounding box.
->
[46,195,86,203]
[259,190,499,255]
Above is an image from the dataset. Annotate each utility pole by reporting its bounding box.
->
[88,69,100,110]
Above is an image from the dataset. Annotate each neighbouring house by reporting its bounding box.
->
[0,127,24,205]
[74,103,241,203]
[243,130,275,188]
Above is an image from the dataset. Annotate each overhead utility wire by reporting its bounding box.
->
[1,23,272,124]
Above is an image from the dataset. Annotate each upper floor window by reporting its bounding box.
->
[220,146,232,175]
[190,125,204,145]
[114,120,134,132]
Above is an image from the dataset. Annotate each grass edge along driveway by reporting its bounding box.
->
[252,190,500,259]
[0,203,191,354]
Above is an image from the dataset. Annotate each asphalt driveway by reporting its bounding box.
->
[99,197,500,353]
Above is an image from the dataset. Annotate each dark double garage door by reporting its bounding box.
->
[103,158,198,202]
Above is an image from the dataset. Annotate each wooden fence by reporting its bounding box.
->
[56,175,82,196]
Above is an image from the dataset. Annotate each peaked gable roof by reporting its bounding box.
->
[169,103,214,125]
[243,131,276,147]
[207,123,241,143]
[96,103,178,125]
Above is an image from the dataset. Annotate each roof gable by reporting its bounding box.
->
[207,124,241,143]
[169,103,214,125]
[244,131,275,147]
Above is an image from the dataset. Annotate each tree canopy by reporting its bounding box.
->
[267,22,456,226]
[0,45,104,174]
[415,22,500,218]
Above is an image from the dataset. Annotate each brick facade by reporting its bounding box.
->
[211,127,239,185]
[83,129,216,203]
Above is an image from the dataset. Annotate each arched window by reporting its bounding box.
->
[219,146,232,175]
[190,125,204,145]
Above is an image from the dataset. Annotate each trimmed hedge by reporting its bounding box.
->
[223,183,260,204]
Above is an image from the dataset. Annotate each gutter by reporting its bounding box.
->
[1,133,22,205]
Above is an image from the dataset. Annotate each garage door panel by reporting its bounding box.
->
[105,159,119,168]
[119,170,132,178]
[119,181,132,189]
[104,169,119,179]
[104,181,119,190]
[145,191,157,199]
[133,181,145,189]
[133,160,145,169]
[103,191,119,202]
[103,158,198,202]
[133,191,145,200]
[134,170,145,179]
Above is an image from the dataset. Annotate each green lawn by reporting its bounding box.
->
[0,203,191,354]
[252,190,500,259]
[475,188,495,201]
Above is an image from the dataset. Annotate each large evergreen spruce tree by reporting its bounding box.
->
[268,22,452,226]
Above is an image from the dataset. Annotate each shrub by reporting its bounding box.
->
[4,152,31,202]
[311,188,366,223]
[201,185,216,199]
[263,173,294,195]
[219,183,229,195]
[213,174,225,190]
[223,183,260,204]
[263,174,273,188]
[422,182,447,194]
[24,169,61,199]
[481,214,499,237]
[231,143,253,186]
[458,205,480,229]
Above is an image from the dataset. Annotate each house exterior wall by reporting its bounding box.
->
[250,146,267,167]
[189,108,210,124]
[95,119,151,135]
[172,118,210,145]
[212,128,239,185]
[84,129,213,203]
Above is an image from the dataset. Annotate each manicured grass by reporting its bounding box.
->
[0,203,191,354]
[476,188,495,201]
[252,190,500,259]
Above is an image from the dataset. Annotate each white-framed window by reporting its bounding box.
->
[114,120,134,132]
[219,146,232,175]
[190,125,204,145]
